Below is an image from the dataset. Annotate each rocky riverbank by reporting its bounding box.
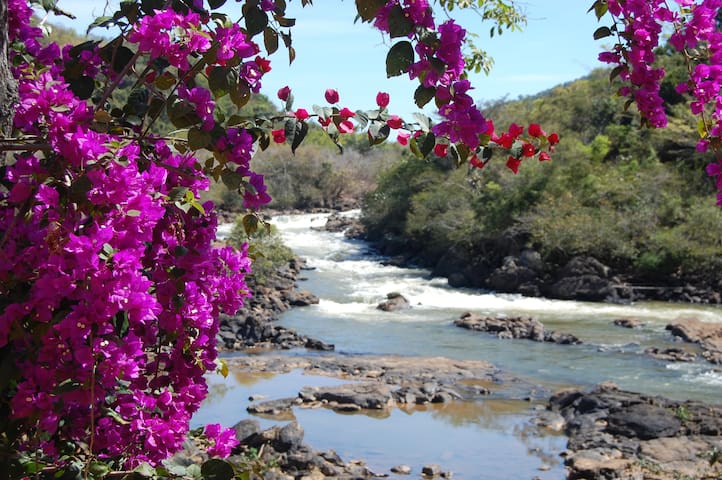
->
[215,255,334,352]
[327,211,722,306]
[184,354,722,479]
[547,382,722,480]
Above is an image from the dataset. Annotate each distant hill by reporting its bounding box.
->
[361,51,722,303]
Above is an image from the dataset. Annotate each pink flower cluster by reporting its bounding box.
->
[597,1,722,202]
[597,0,672,128]
[2,1,266,467]
[127,9,211,70]
[370,1,495,154]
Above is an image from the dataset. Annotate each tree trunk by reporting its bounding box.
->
[0,0,18,137]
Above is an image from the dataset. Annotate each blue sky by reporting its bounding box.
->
[42,0,607,120]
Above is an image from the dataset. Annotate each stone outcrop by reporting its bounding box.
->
[644,346,699,362]
[547,382,722,480]
[454,312,582,345]
[229,354,550,404]
[169,419,380,479]
[216,256,330,352]
[322,212,366,239]
[666,318,722,364]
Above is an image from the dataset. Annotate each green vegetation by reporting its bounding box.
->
[227,217,295,286]
[362,53,722,285]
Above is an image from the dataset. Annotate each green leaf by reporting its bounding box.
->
[217,359,229,378]
[242,214,259,236]
[168,98,200,128]
[68,76,95,100]
[88,461,111,478]
[609,65,625,82]
[244,5,269,37]
[285,92,294,112]
[168,186,189,202]
[188,127,212,151]
[112,45,135,73]
[201,459,235,480]
[698,119,708,138]
[208,0,227,8]
[386,41,414,78]
[414,85,436,108]
[593,26,612,40]
[166,464,188,476]
[355,0,386,22]
[132,462,157,477]
[594,1,608,20]
[387,4,414,38]
[230,80,251,108]
[412,112,430,132]
[450,143,470,167]
[259,132,270,151]
[141,0,165,14]
[354,110,369,129]
[186,464,202,479]
[291,120,308,154]
[208,66,234,98]
[155,71,176,90]
[368,122,390,145]
[86,15,115,33]
[419,132,435,157]
[408,137,423,158]
[274,16,296,28]
[221,169,244,190]
[263,27,279,55]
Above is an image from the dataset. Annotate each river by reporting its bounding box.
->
[201,211,722,478]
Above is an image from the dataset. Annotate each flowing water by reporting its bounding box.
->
[198,211,722,478]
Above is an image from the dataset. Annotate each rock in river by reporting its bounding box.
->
[666,318,722,364]
[454,312,582,345]
[377,292,410,311]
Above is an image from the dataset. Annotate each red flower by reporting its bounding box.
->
[376,91,390,108]
[506,156,522,174]
[324,88,339,104]
[318,117,331,127]
[547,132,560,145]
[277,86,291,101]
[294,108,309,120]
[338,120,354,133]
[538,151,552,162]
[254,56,272,73]
[397,132,411,146]
[386,115,403,129]
[521,142,536,157]
[497,132,514,149]
[528,123,545,138]
[470,154,485,169]
[434,143,448,157]
[338,107,355,120]
[508,123,524,138]
[271,128,285,143]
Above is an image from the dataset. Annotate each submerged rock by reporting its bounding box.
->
[613,318,645,329]
[644,346,698,362]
